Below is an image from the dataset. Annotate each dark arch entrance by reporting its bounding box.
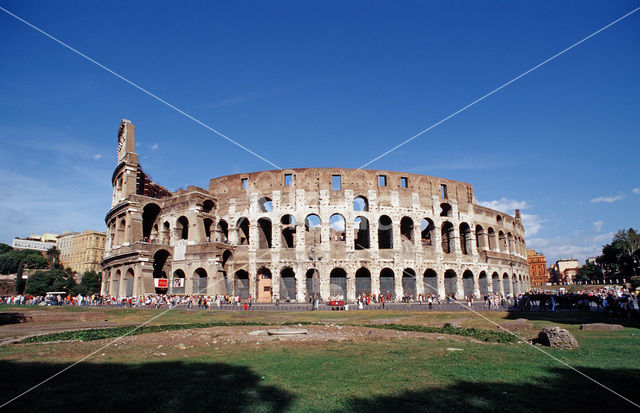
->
[280,267,296,301]
[423,269,437,296]
[402,268,416,300]
[329,268,347,299]
[355,267,371,297]
[444,269,457,299]
[380,268,395,299]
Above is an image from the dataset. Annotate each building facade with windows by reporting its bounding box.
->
[68,230,106,274]
[526,249,548,286]
[102,120,530,300]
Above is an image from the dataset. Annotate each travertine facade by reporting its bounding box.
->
[102,120,530,301]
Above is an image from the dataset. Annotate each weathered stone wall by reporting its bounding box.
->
[102,120,530,301]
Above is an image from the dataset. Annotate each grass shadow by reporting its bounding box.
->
[333,366,640,412]
[0,360,294,412]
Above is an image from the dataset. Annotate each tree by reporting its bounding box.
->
[575,263,602,283]
[597,228,640,278]
[46,246,61,269]
[76,271,102,295]
[0,243,12,254]
[24,268,71,296]
[15,260,26,295]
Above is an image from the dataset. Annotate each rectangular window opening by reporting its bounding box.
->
[284,174,293,186]
[440,184,448,199]
[331,175,341,191]
[241,178,248,190]
[378,175,387,187]
[400,177,408,188]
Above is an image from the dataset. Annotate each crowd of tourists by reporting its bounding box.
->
[2,285,638,318]
[515,286,640,317]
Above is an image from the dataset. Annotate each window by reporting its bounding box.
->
[378,175,387,187]
[332,175,341,191]
[284,174,292,186]
[241,178,248,189]
[440,184,448,199]
[400,177,408,188]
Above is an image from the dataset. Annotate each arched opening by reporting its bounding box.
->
[305,214,322,245]
[475,225,486,249]
[462,270,474,297]
[441,221,454,254]
[172,269,186,294]
[507,233,514,254]
[502,273,511,296]
[234,269,249,299]
[496,215,503,224]
[499,231,507,253]
[380,268,395,299]
[402,268,416,300]
[378,215,393,249]
[118,219,126,244]
[217,220,229,243]
[400,217,414,242]
[459,223,471,255]
[440,203,452,217]
[257,217,272,248]
[281,215,296,248]
[220,250,233,293]
[142,203,161,240]
[202,199,215,213]
[203,218,213,241]
[125,268,134,297]
[329,268,347,299]
[305,268,317,299]
[355,267,371,297]
[193,268,207,295]
[258,197,273,212]
[444,269,457,299]
[420,218,435,247]
[280,267,296,302]
[354,216,370,249]
[423,269,437,295]
[330,214,346,244]
[237,217,250,245]
[177,216,189,240]
[257,267,272,303]
[492,272,501,293]
[487,228,497,251]
[162,221,170,244]
[353,196,369,212]
[152,250,170,294]
[112,269,121,296]
[479,271,488,295]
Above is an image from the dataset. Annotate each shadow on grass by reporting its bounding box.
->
[0,360,293,412]
[506,310,640,328]
[333,366,640,413]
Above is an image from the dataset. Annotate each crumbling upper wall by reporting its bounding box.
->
[209,168,475,212]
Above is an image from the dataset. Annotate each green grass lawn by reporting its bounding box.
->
[1,306,639,412]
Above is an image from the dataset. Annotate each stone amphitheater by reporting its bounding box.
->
[102,120,530,302]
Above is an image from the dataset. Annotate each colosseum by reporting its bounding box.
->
[102,119,530,302]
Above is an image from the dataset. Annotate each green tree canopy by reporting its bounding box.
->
[75,271,102,295]
[24,268,74,296]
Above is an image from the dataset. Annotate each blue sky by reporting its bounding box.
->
[0,0,638,264]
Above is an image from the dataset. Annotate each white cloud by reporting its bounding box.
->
[478,198,530,213]
[521,213,544,236]
[633,188,640,195]
[151,143,159,150]
[92,154,102,160]
[526,232,613,265]
[590,194,625,203]
[592,220,604,232]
